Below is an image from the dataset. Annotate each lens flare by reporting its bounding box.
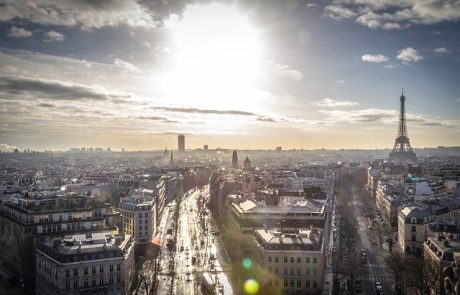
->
[244,279,260,294]
[242,258,252,269]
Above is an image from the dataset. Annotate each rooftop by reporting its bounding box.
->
[39,232,133,262]
[254,228,323,251]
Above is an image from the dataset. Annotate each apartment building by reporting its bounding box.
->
[35,232,134,295]
[0,192,118,283]
[118,189,155,244]
[254,228,325,295]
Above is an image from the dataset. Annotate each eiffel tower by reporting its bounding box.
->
[388,90,417,164]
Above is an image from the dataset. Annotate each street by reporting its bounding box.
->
[156,186,233,295]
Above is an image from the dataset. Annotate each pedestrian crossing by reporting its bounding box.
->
[361,275,393,283]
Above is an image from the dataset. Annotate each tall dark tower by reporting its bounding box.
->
[178,135,185,153]
[169,150,174,167]
[232,150,238,168]
[388,90,417,164]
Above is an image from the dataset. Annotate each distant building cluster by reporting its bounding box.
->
[209,161,335,294]
[368,160,460,294]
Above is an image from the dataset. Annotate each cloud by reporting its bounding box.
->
[0,0,159,30]
[137,116,178,123]
[319,108,459,128]
[0,65,19,74]
[361,54,390,63]
[382,23,401,30]
[323,0,460,29]
[44,31,65,42]
[256,117,278,123]
[152,106,258,116]
[7,26,33,38]
[397,47,423,64]
[336,80,345,84]
[434,47,451,54]
[268,61,304,80]
[314,98,359,107]
[114,58,140,72]
[323,4,356,20]
[0,75,126,102]
[38,103,55,108]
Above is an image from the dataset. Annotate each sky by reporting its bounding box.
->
[0,0,460,151]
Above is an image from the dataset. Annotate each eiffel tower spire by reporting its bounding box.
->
[388,91,417,163]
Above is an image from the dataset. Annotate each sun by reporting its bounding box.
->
[161,3,264,109]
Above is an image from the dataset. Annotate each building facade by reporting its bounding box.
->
[254,228,325,295]
[118,189,155,244]
[35,232,134,295]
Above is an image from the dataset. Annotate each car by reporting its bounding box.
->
[355,279,362,294]
[375,281,383,294]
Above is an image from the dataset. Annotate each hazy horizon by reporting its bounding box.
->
[1,1,460,151]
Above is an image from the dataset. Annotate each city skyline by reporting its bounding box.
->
[1,0,460,151]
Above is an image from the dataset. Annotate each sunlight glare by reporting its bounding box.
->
[162,3,263,109]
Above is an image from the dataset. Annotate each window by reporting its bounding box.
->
[84,279,88,287]
[138,213,142,218]
[100,265,104,273]
[290,267,294,275]
[117,275,121,283]
[110,276,114,284]
[84,267,88,275]
[65,270,70,277]
[313,268,317,276]
[297,268,301,275]
[144,213,148,218]
[275,257,279,263]
[411,226,416,233]
[73,280,78,289]
[139,226,142,231]
[99,276,104,285]
[110,265,114,272]
[65,281,70,290]
[268,267,272,273]
[290,257,294,263]
[284,279,288,287]
[313,280,317,288]
[297,279,301,288]
[275,267,279,274]
[306,280,310,288]
[283,267,288,275]
[92,266,96,274]
[313,257,317,263]
[117,264,121,271]
[268,256,272,263]
[73,269,78,276]
[275,279,279,287]
[92,278,96,287]
[290,279,294,287]
[306,268,310,276]
[411,234,416,241]
[306,257,310,263]
[284,257,288,263]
